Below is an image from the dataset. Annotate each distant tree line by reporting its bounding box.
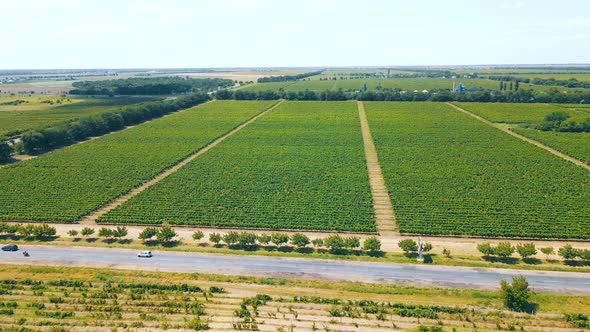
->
[18,93,210,154]
[256,70,324,83]
[216,88,590,104]
[488,75,531,83]
[531,78,590,89]
[489,75,590,89]
[70,77,233,95]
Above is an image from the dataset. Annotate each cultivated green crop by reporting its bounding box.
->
[0,97,159,136]
[512,128,590,164]
[0,100,275,222]
[99,101,375,232]
[455,102,564,124]
[366,102,590,238]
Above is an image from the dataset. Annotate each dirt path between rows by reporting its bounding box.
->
[79,99,285,225]
[357,101,397,235]
[447,102,590,171]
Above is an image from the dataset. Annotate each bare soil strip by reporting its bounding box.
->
[80,99,285,225]
[357,101,397,234]
[447,102,590,171]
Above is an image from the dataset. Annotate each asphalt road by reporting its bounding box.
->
[2,245,590,294]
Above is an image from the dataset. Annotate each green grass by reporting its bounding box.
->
[99,101,375,232]
[0,96,159,136]
[0,100,275,222]
[366,101,590,238]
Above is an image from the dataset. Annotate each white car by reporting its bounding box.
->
[137,250,152,258]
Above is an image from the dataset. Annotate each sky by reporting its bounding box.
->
[1,0,589,69]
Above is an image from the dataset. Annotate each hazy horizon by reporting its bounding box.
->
[2,0,589,69]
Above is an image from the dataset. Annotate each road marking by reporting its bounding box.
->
[357,101,397,234]
[447,102,590,172]
[80,99,285,225]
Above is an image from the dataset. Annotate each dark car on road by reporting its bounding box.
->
[1,244,18,251]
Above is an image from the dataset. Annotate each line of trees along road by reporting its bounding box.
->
[70,77,233,95]
[217,88,590,104]
[256,70,324,83]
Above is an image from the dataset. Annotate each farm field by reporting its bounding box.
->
[0,96,159,136]
[365,102,590,238]
[244,77,507,93]
[0,265,587,332]
[511,128,590,164]
[0,100,275,222]
[455,102,590,164]
[99,101,375,232]
[555,103,590,111]
[453,102,565,124]
[508,73,590,81]
[0,95,80,111]
[243,77,585,94]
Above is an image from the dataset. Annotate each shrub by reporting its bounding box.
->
[32,224,56,239]
[311,238,324,248]
[98,227,113,238]
[344,236,360,249]
[186,316,209,330]
[558,244,578,260]
[155,226,177,244]
[516,243,537,258]
[398,239,418,253]
[192,230,204,241]
[222,231,239,246]
[209,286,225,293]
[80,227,95,237]
[18,224,35,237]
[442,248,451,258]
[324,235,346,252]
[209,233,221,245]
[477,243,494,256]
[257,234,271,245]
[540,247,554,258]
[290,233,310,248]
[237,232,258,247]
[0,222,18,234]
[271,233,289,247]
[500,276,531,312]
[111,226,128,239]
[564,312,589,328]
[67,230,78,237]
[139,227,158,241]
[494,242,515,258]
[362,236,381,252]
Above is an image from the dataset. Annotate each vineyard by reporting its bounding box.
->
[99,101,375,232]
[365,102,590,238]
[511,128,590,164]
[454,102,563,124]
[0,101,275,222]
[0,265,586,332]
[0,96,159,136]
[243,77,506,93]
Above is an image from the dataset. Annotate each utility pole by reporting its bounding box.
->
[417,236,424,262]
